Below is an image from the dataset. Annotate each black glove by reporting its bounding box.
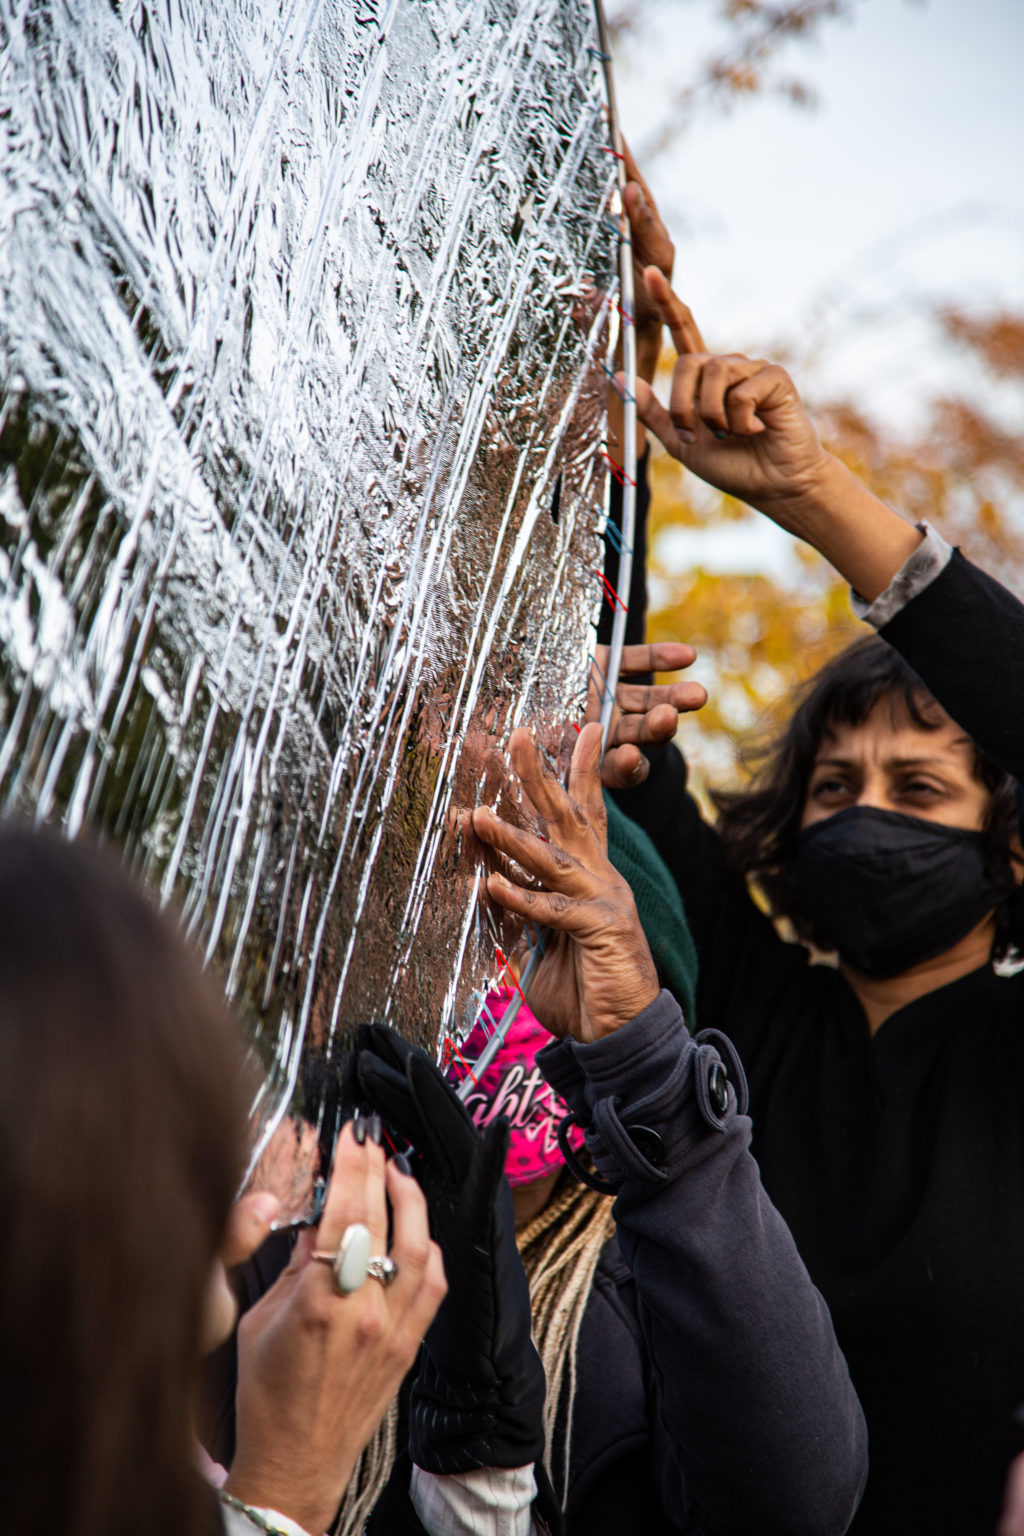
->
[354,1023,546,1475]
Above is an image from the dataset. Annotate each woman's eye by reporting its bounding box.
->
[811,778,853,799]
[900,779,942,798]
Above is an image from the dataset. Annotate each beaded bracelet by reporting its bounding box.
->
[218,1489,303,1536]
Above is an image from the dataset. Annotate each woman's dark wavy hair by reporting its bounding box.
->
[0,824,245,1536]
[713,635,1024,958]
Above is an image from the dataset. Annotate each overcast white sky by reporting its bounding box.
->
[608,0,1024,578]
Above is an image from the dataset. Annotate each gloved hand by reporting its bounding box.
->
[354,1024,546,1475]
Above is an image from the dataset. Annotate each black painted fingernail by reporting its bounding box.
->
[393,1152,414,1176]
[352,1117,368,1146]
[713,429,729,440]
[367,1113,383,1146]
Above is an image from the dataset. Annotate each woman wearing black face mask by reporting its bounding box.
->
[601,260,1024,1533]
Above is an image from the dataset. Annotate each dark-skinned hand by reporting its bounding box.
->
[608,141,676,457]
[473,722,660,1043]
[597,641,707,790]
[627,269,833,519]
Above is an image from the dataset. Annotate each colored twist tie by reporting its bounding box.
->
[495,946,528,1006]
[587,651,613,706]
[602,218,632,248]
[596,569,628,614]
[601,517,633,557]
[525,923,547,957]
[599,447,637,489]
[601,362,635,403]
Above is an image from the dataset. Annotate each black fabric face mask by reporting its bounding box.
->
[792,806,1007,979]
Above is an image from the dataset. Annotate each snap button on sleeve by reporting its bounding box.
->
[625,1124,666,1167]
[707,1061,729,1117]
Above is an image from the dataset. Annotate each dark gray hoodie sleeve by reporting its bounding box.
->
[538,992,868,1536]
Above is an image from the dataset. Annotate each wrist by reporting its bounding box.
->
[747,448,844,530]
[224,1465,330,1536]
[588,991,660,1042]
[751,452,923,601]
[219,1490,313,1536]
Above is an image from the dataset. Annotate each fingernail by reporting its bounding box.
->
[367,1113,383,1146]
[676,429,696,445]
[352,1118,367,1146]
[393,1152,414,1176]
[713,429,729,441]
[634,187,645,213]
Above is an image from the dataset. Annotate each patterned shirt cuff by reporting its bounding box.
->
[410,1464,538,1536]
[218,1494,312,1536]
[850,521,953,628]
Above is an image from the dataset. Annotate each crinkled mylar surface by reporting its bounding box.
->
[0,0,616,1205]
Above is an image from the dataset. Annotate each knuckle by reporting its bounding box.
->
[425,1263,449,1306]
[303,1290,337,1333]
[398,1234,432,1274]
[568,799,591,833]
[354,1297,387,1345]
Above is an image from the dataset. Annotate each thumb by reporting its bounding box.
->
[222,1190,280,1269]
[630,375,692,459]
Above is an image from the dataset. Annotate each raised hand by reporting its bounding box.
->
[607,143,677,457]
[633,267,831,519]
[473,723,660,1043]
[621,142,675,381]
[629,269,924,599]
[596,640,707,789]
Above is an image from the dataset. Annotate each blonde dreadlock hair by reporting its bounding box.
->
[516,1171,617,1497]
[329,1396,399,1536]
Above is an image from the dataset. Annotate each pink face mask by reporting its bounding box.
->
[452,987,583,1187]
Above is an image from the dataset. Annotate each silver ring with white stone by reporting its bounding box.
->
[311,1222,372,1295]
[366,1254,399,1287]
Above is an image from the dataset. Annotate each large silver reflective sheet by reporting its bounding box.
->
[0,0,616,1205]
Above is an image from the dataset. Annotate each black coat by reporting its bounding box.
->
[534,991,867,1535]
[613,550,1024,1533]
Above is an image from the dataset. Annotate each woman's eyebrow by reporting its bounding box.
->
[811,752,965,769]
[885,756,953,768]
